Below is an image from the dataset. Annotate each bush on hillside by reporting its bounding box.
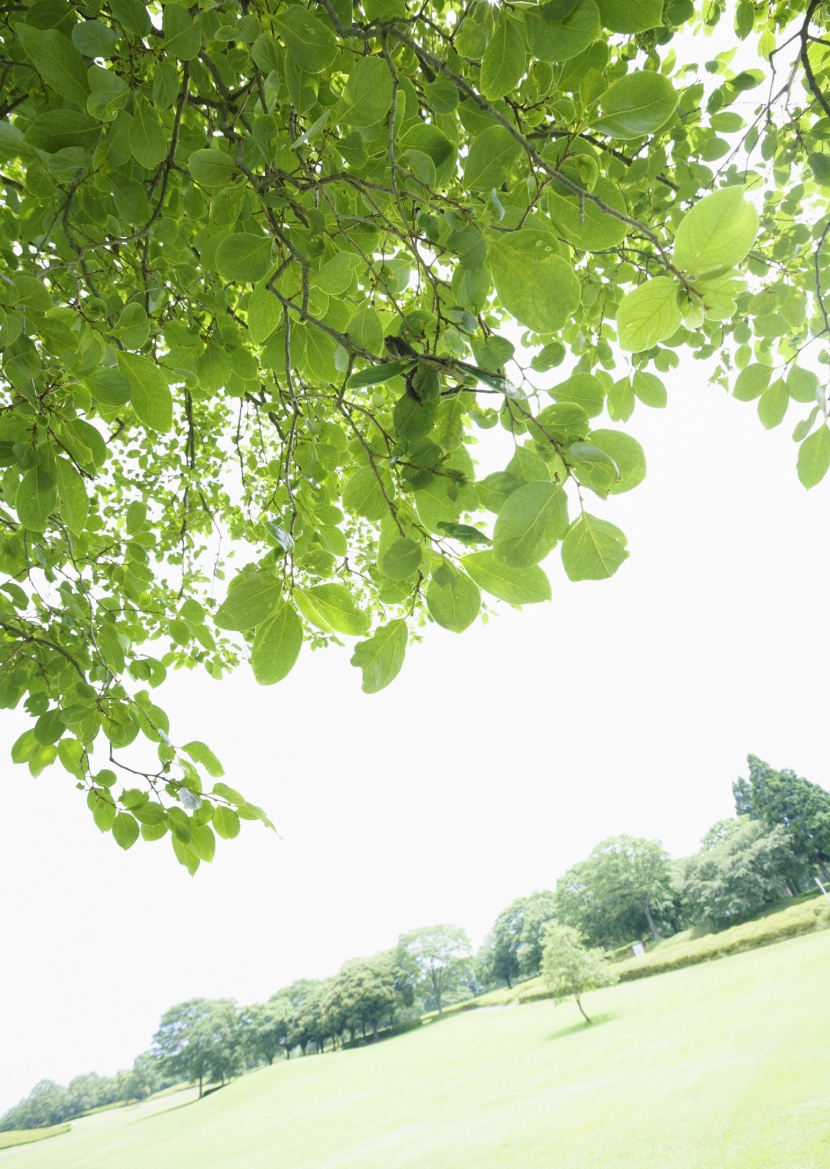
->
[614,900,830,982]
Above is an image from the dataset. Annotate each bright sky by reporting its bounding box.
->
[2,357,828,1114]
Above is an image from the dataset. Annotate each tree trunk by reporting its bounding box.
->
[575,995,592,1024]
[198,1074,203,1100]
[505,972,512,989]
[818,858,830,883]
[642,900,662,941]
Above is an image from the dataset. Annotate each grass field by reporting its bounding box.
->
[3,930,828,1169]
[0,1128,69,1153]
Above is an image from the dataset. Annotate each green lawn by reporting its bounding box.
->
[4,930,829,1169]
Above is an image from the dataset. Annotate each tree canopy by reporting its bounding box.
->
[554,834,674,947]
[540,922,618,1023]
[2,0,829,869]
[734,755,830,881]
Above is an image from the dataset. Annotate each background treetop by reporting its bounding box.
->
[1,0,829,868]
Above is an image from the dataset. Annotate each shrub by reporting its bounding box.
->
[614,899,830,982]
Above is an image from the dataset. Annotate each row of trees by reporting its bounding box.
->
[5,757,828,1128]
[0,924,475,1129]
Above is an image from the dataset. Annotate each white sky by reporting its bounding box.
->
[1,359,828,1113]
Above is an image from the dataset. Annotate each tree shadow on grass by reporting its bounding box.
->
[133,1088,225,1123]
[543,1012,617,1042]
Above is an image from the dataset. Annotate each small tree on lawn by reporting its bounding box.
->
[540,924,618,1025]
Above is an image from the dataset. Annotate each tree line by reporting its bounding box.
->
[4,755,828,1129]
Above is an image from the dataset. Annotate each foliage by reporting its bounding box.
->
[482,890,557,988]
[151,998,243,1097]
[734,755,830,880]
[540,922,618,1023]
[240,1000,294,1065]
[396,923,471,1015]
[324,952,398,1039]
[677,817,801,927]
[2,0,830,865]
[553,834,674,947]
[613,893,830,982]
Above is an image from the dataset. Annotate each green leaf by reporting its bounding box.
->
[163,3,203,60]
[436,522,492,546]
[72,21,119,57]
[215,233,273,283]
[548,373,605,418]
[295,585,371,636]
[381,537,422,580]
[212,782,245,805]
[595,0,663,33]
[182,740,225,778]
[607,377,635,422]
[89,789,117,833]
[493,481,568,567]
[561,513,628,580]
[460,551,551,605]
[797,425,830,489]
[593,72,679,139]
[632,370,668,408]
[125,501,147,534]
[213,806,241,840]
[247,283,280,345]
[109,0,151,37]
[214,571,282,631]
[171,834,200,875]
[488,231,581,334]
[480,15,527,100]
[350,620,408,693]
[25,111,99,154]
[338,57,394,127]
[116,352,173,432]
[733,364,771,402]
[16,466,56,532]
[342,466,388,519]
[786,365,819,404]
[15,25,90,106]
[251,602,304,684]
[112,812,140,851]
[673,186,759,278]
[53,459,89,535]
[187,148,238,190]
[426,572,481,633]
[189,823,216,862]
[525,0,601,62]
[547,178,628,251]
[274,7,337,73]
[463,125,523,191]
[347,360,414,389]
[617,278,681,351]
[757,379,788,430]
[588,430,647,494]
[129,99,168,170]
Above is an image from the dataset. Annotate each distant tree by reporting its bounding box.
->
[288,982,333,1056]
[540,925,619,1025]
[396,925,472,1017]
[152,999,243,1098]
[126,1052,161,1102]
[734,756,830,882]
[0,1081,64,1131]
[555,836,674,947]
[679,819,801,929]
[484,891,557,988]
[241,1001,293,1066]
[328,954,397,1041]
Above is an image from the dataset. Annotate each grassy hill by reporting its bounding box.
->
[3,929,828,1169]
